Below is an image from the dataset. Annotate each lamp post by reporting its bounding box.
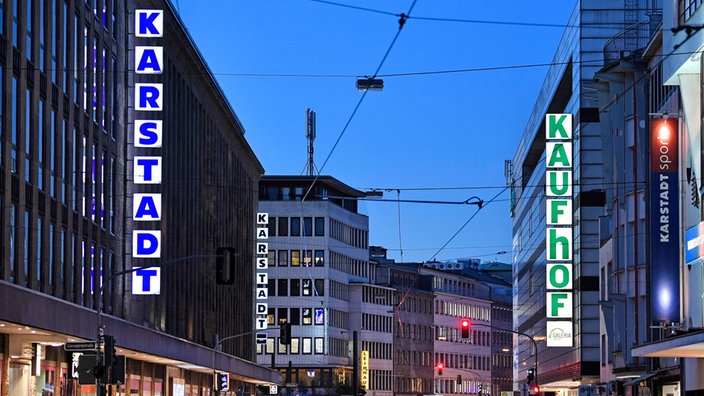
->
[472,323,538,389]
[212,332,253,395]
[94,252,228,396]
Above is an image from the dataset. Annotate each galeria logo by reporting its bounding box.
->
[546,321,573,347]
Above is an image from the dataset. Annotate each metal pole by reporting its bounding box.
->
[353,331,359,396]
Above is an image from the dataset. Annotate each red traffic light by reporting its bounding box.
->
[460,318,470,338]
[532,385,540,394]
[436,362,444,375]
[461,318,470,328]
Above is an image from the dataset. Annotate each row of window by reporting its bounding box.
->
[267,216,325,237]
[267,249,324,267]
[258,336,325,355]
[267,278,324,298]
[435,351,491,372]
[267,307,325,326]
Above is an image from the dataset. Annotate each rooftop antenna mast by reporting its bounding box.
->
[304,108,318,176]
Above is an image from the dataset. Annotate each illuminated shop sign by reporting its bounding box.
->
[132,9,164,294]
[649,118,680,323]
[545,113,574,347]
[256,213,269,342]
[686,222,704,264]
[361,350,369,390]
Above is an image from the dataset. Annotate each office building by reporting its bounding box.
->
[0,0,280,394]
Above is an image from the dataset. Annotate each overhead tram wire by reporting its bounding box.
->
[301,0,419,202]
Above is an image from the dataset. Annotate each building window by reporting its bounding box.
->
[267,308,275,325]
[290,279,300,296]
[278,308,288,324]
[303,217,312,236]
[303,250,312,266]
[291,217,300,236]
[291,250,300,267]
[314,279,324,296]
[314,250,324,266]
[278,250,288,267]
[679,0,703,24]
[278,279,288,297]
[315,338,324,354]
[302,308,312,325]
[290,307,300,325]
[302,337,312,354]
[314,217,324,236]
[268,217,276,236]
[315,308,324,325]
[302,279,311,296]
[278,217,288,237]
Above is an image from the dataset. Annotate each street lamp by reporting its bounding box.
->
[212,332,252,395]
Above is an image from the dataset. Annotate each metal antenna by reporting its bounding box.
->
[304,108,318,176]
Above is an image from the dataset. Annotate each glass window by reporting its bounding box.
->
[302,308,312,325]
[314,279,324,296]
[268,250,276,267]
[290,307,300,325]
[278,217,288,237]
[302,338,312,354]
[277,308,288,324]
[315,338,324,354]
[314,250,324,267]
[267,279,275,296]
[278,338,287,354]
[303,217,312,236]
[315,308,324,325]
[268,217,276,236]
[302,279,311,296]
[314,217,324,236]
[278,250,288,267]
[303,250,312,266]
[291,250,300,267]
[267,308,275,325]
[291,217,300,236]
[290,279,300,296]
[278,279,288,297]
[290,338,300,354]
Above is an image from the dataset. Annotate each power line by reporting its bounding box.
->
[301,0,418,202]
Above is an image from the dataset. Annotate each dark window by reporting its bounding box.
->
[278,279,288,297]
[314,217,324,236]
[278,250,288,267]
[303,217,312,236]
[268,279,275,296]
[268,217,276,236]
[290,307,300,325]
[278,217,288,237]
[314,279,325,296]
[291,279,300,296]
[291,217,301,236]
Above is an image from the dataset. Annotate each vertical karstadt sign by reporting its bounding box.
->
[256,213,269,342]
[132,9,164,294]
[545,114,574,347]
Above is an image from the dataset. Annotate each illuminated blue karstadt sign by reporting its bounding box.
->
[132,9,164,295]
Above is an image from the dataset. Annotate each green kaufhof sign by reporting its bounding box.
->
[545,114,574,347]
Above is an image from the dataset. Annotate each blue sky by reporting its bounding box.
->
[175,0,576,263]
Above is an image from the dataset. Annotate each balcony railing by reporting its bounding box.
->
[603,18,657,66]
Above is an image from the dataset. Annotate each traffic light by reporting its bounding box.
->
[216,247,235,284]
[531,385,540,394]
[217,372,229,391]
[527,368,535,383]
[280,322,292,345]
[436,362,444,375]
[460,318,470,338]
[478,383,483,396]
[103,335,116,367]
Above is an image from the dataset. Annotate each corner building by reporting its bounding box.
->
[0,0,279,394]
[510,1,660,393]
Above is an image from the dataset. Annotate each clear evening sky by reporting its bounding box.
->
[175,0,576,263]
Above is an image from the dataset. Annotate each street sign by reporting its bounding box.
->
[64,341,99,351]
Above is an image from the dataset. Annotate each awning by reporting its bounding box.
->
[623,369,669,386]
[632,331,704,357]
